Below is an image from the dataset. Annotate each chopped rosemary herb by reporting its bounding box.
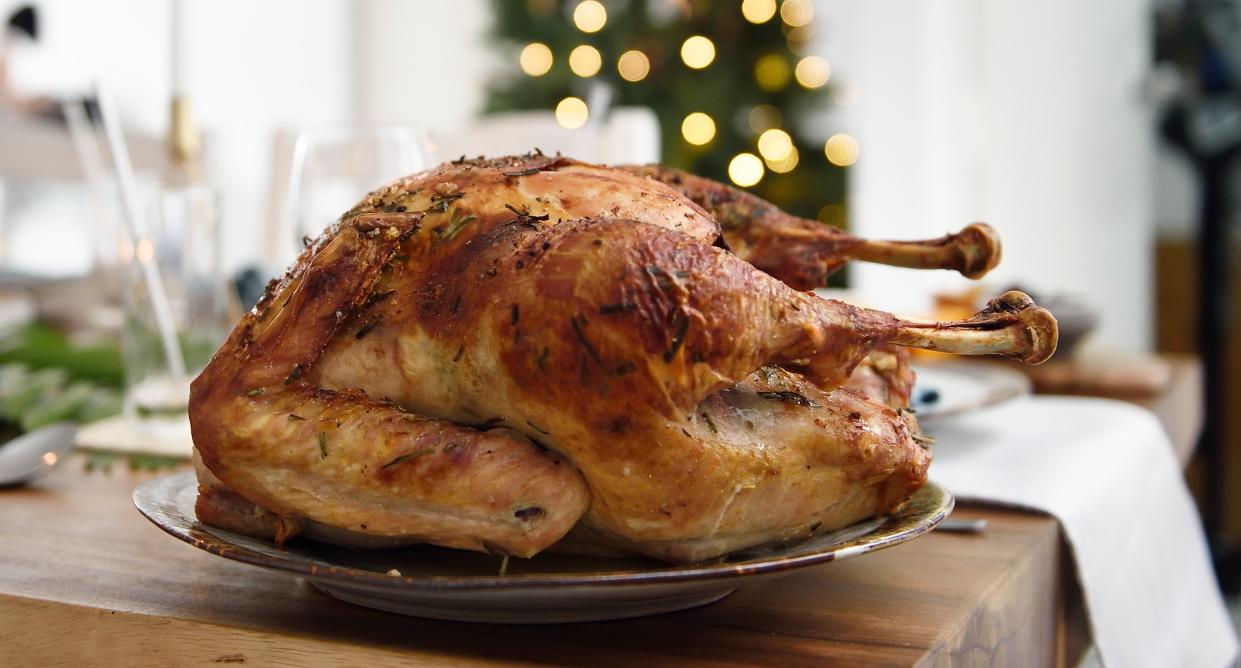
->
[510,304,519,326]
[288,413,305,422]
[453,345,465,362]
[430,190,465,203]
[614,361,637,376]
[756,390,815,407]
[356,315,382,339]
[284,363,304,385]
[700,412,718,434]
[570,315,602,365]
[317,432,328,459]
[438,208,476,241]
[663,313,690,362]
[503,203,550,223]
[526,420,550,435]
[503,168,540,177]
[245,387,264,397]
[536,346,550,372]
[443,442,461,454]
[366,289,396,306]
[382,448,434,469]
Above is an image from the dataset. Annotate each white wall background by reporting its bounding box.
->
[1,0,356,274]
[820,0,1156,351]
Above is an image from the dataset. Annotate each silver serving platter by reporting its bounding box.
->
[135,470,953,623]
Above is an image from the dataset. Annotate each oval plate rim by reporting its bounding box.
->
[133,470,953,592]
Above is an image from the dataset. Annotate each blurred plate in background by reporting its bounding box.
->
[910,361,1032,422]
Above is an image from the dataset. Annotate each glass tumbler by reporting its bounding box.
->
[121,183,232,440]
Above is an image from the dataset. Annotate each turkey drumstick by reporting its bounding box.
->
[620,164,1001,290]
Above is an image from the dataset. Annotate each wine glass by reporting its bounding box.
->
[280,126,429,263]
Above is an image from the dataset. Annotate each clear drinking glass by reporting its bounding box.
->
[121,183,232,439]
[284,126,429,257]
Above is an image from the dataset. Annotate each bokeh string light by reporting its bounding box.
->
[780,0,814,27]
[794,56,830,88]
[824,133,860,166]
[681,35,716,69]
[728,153,765,187]
[573,0,607,33]
[681,112,717,146]
[742,0,777,24]
[556,96,589,129]
[519,42,553,77]
[754,54,791,91]
[617,50,650,82]
[569,45,602,77]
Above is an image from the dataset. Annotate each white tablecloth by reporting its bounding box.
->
[927,396,1237,668]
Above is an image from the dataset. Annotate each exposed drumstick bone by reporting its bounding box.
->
[830,223,1001,279]
[888,291,1058,365]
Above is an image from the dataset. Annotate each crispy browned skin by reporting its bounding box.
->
[844,346,917,408]
[620,164,1002,290]
[191,154,1053,562]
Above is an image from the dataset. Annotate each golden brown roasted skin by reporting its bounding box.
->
[191,154,1053,563]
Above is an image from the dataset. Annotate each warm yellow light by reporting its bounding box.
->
[569,45,602,77]
[754,54,790,91]
[519,42,553,77]
[748,105,782,133]
[825,133,860,166]
[794,56,830,88]
[757,128,794,162]
[784,23,814,48]
[556,97,589,129]
[617,50,650,82]
[780,0,814,27]
[728,153,765,187]
[680,35,716,69]
[741,0,777,23]
[818,203,846,227]
[767,145,799,173]
[573,0,607,33]
[681,112,716,146]
[135,239,155,263]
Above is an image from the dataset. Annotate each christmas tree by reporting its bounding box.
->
[485,0,853,250]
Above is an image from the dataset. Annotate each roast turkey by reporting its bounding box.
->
[189,153,1056,563]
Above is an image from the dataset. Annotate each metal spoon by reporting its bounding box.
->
[0,423,78,487]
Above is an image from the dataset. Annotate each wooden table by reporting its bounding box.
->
[0,461,1082,667]
[10,355,1202,666]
